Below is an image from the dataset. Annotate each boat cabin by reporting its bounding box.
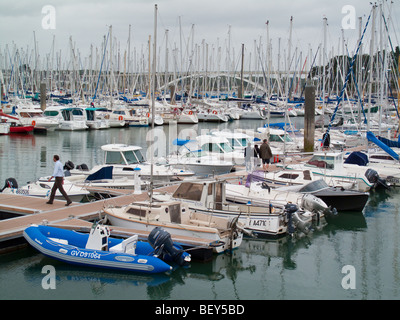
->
[305,152,343,170]
[101,144,145,165]
[61,107,85,121]
[211,131,253,149]
[196,135,234,154]
[172,180,226,210]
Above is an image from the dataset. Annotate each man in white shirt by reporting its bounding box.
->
[46,155,72,206]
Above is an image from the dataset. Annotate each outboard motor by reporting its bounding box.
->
[63,160,75,171]
[301,193,337,217]
[285,203,299,235]
[0,177,18,192]
[365,168,390,190]
[291,211,311,235]
[285,203,311,236]
[76,163,89,171]
[148,227,190,266]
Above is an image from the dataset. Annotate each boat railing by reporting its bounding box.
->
[205,199,278,214]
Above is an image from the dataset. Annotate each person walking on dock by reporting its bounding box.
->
[46,155,72,206]
[259,139,272,171]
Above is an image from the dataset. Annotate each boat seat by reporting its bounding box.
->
[109,234,138,255]
[48,237,68,245]
[190,219,216,228]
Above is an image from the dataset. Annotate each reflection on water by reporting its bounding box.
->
[1,119,400,299]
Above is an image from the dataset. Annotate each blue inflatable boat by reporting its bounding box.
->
[23,224,190,274]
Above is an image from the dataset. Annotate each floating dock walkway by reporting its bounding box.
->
[0,176,244,256]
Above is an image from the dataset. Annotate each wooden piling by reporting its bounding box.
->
[40,82,46,111]
[304,84,315,152]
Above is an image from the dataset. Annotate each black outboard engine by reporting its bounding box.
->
[148,227,189,266]
[285,203,299,235]
[76,163,89,171]
[365,168,390,190]
[63,160,75,171]
[0,178,18,192]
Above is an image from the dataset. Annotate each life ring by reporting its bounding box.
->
[31,120,36,126]
[188,111,193,115]
[147,113,150,117]
[212,110,217,115]
[118,116,123,121]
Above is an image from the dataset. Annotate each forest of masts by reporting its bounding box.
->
[1,3,399,104]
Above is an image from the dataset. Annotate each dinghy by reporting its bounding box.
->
[23,223,190,274]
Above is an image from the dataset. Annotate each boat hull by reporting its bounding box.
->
[10,125,34,133]
[312,189,369,212]
[104,206,243,254]
[23,225,172,274]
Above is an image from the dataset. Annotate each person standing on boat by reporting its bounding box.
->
[259,139,272,171]
[253,144,261,169]
[46,155,72,206]
[322,131,330,150]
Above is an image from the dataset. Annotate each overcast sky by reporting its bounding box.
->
[1,0,399,71]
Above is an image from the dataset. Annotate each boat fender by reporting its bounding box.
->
[0,177,18,192]
[148,227,190,266]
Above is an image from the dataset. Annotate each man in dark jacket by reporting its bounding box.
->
[259,139,273,171]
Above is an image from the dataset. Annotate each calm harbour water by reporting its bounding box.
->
[1,118,400,300]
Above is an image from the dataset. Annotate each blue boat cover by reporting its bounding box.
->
[86,166,113,181]
[377,136,400,148]
[367,131,400,160]
[344,151,369,166]
[172,138,191,146]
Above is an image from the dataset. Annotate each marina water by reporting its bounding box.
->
[1,118,400,300]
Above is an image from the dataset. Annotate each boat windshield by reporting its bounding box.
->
[172,182,203,201]
[306,155,335,169]
[269,133,292,143]
[219,142,233,153]
[133,150,145,163]
[186,150,207,158]
[299,179,329,192]
[231,138,247,148]
[44,110,59,117]
[105,151,126,165]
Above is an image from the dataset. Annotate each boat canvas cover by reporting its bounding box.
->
[245,171,268,187]
[377,136,400,149]
[86,166,113,181]
[367,131,399,161]
[344,152,368,166]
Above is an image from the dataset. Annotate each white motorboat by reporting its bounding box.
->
[0,177,90,202]
[66,166,149,193]
[104,199,244,254]
[197,108,229,122]
[239,104,268,120]
[69,143,195,182]
[192,135,245,165]
[44,106,88,131]
[83,106,110,130]
[14,106,59,131]
[153,179,321,238]
[224,179,336,216]
[176,108,199,124]
[268,152,390,192]
[162,139,233,176]
[110,105,149,127]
